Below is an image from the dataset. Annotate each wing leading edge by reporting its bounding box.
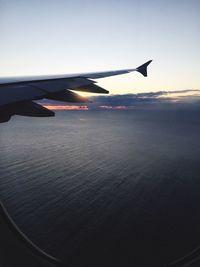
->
[0,60,152,122]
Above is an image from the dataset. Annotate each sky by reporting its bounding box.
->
[0,0,199,94]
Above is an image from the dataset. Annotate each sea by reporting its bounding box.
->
[1,109,200,267]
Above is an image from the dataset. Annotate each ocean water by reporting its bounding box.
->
[1,109,200,267]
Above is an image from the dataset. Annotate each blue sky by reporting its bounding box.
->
[0,0,199,94]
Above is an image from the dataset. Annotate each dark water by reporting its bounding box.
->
[1,109,200,267]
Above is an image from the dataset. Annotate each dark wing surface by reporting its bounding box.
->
[0,60,152,122]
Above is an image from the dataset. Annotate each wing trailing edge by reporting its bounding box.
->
[46,90,89,103]
[73,83,109,94]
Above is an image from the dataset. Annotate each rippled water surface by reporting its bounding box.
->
[1,110,200,266]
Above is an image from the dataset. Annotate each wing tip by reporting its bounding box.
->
[136,60,153,77]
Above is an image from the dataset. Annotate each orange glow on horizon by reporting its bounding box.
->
[43,105,89,110]
[43,104,129,110]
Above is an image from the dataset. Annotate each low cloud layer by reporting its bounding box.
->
[39,89,200,110]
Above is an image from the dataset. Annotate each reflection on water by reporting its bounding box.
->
[1,110,200,267]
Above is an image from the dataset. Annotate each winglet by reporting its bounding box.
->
[136,60,152,77]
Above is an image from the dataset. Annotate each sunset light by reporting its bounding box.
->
[43,105,89,110]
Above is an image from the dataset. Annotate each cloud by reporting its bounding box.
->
[89,89,200,109]
[38,89,200,110]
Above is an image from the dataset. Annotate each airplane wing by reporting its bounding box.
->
[0,60,152,122]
